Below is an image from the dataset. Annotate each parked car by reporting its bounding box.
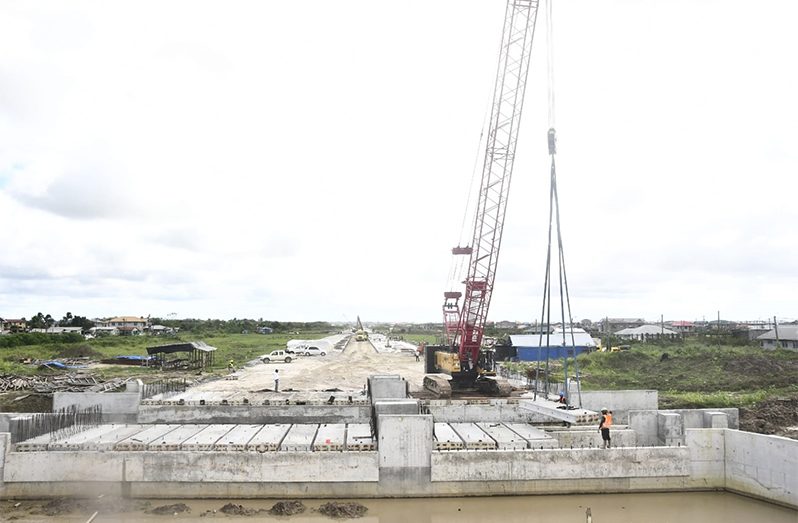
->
[302,346,327,357]
[261,350,292,363]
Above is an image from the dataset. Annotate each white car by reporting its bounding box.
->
[261,350,293,363]
[302,346,327,357]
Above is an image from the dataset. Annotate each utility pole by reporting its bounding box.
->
[774,315,781,349]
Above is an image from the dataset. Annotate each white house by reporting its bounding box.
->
[757,326,798,350]
[615,324,678,340]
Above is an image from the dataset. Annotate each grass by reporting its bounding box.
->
[0,330,334,379]
[504,340,798,410]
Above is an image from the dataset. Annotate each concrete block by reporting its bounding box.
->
[377,415,432,468]
[570,390,658,424]
[248,424,291,452]
[519,398,600,425]
[658,412,685,446]
[280,424,318,451]
[215,424,263,451]
[374,399,419,416]
[449,423,496,450]
[629,410,659,446]
[504,423,559,449]
[703,411,729,429]
[0,432,8,486]
[313,424,346,451]
[476,422,527,450]
[346,423,375,451]
[547,428,636,449]
[181,424,235,451]
[434,423,464,450]
[368,375,407,400]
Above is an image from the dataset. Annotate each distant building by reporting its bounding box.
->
[597,318,645,332]
[510,328,597,362]
[494,321,518,330]
[29,326,84,335]
[757,326,798,350]
[257,326,273,334]
[1,318,26,332]
[615,324,678,341]
[668,321,695,334]
[96,316,149,330]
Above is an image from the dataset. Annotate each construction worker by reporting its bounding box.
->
[273,369,280,392]
[599,408,613,448]
[228,359,235,372]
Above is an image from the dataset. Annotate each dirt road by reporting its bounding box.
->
[190,338,427,394]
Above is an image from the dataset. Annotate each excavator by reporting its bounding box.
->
[423,0,541,398]
[354,316,368,342]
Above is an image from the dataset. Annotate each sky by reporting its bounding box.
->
[1,0,797,324]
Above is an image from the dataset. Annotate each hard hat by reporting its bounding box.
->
[601,407,608,413]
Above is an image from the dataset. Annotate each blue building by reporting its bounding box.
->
[510,330,596,362]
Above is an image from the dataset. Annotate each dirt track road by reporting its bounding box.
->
[190,339,427,394]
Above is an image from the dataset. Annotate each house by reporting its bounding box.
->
[148,325,176,336]
[494,321,519,330]
[596,318,645,332]
[668,321,695,334]
[96,316,149,330]
[257,326,273,334]
[90,326,120,336]
[1,318,26,332]
[615,324,678,341]
[757,326,798,350]
[29,326,84,335]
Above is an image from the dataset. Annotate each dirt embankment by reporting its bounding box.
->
[740,397,798,439]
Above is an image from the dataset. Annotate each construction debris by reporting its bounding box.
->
[269,500,306,516]
[318,502,368,519]
[0,374,127,393]
[147,503,191,515]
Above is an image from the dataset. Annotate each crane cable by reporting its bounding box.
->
[533,0,582,407]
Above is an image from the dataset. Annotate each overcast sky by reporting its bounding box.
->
[1,0,796,324]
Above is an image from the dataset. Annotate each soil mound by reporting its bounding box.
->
[740,397,798,438]
[318,501,368,519]
[147,503,191,515]
[269,500,306,515]
[219,503,265,516]
[32,498,86,516]
[54,344,103,358]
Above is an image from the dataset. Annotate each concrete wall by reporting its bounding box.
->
[425,401,540,423]
[1,428,795,507]
[53,392,140,422]
[3,450,379,484]
[630,408,739,446]
[547,428,637,448]
[724,429,797,508]
[138,404,372,424]
[377,415,433,489]
[569,390,658,424]
[431,446,690,482]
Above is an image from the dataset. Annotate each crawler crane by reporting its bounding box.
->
[424,0,541,397]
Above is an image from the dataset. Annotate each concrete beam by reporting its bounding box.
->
[346,424,375,451]
[518,398,600,425]
[248,424,291,452]
[433,423,464,451]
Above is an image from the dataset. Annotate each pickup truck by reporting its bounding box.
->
[261,350,293,364]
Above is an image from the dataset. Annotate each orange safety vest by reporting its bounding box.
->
[602,413,613,428]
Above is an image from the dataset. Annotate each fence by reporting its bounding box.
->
[10,405,102,444]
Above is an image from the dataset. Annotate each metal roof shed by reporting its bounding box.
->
[146,341,217,369]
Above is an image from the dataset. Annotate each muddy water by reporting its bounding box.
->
[2,492,795,523]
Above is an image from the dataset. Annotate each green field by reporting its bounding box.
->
[0,331,333,378]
